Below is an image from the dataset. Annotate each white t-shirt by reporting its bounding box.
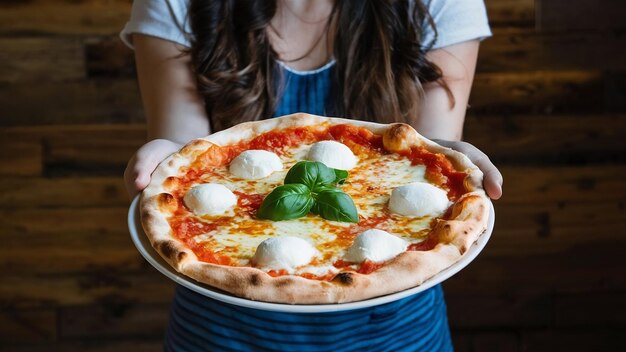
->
[120,0,491,50]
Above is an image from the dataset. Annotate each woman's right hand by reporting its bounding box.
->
[124,139,183,198]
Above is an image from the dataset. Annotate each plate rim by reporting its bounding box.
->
[128,195,494,313]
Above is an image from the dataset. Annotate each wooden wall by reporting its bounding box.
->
[1,0,625,351]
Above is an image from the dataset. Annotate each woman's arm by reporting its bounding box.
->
[133,34,210,143]
[124,34,210,197]
[416,40,503,199]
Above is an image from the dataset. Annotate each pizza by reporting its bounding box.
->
[139,113,490,304]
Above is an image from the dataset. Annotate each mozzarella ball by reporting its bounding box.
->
[306,140,358,170]
[183,183,237,216]
[344,229,408,263]
[388,182,450,217]
[229,150,283,179]
[252,236,318,272]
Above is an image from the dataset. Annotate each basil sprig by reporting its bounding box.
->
[311,187,359,223]
[257,184,314,221]
[257,161,358,222]
[284,161,344,188]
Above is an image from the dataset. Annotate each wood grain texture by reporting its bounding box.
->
[59,304,169,339]
[538,0,626,31]
[479,29,626,72]
[554,292,626,327]
[0,309,57,342]
[464,114,626,164]
[0,80,143,126]
[470,71,605,114]
[0,0,130,35]
[0,272,175,309]
[0,37,85,83]
[521,329,626,352]
[0,177,127,208]
[485,0,534,27]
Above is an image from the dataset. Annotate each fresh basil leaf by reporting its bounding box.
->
[332,168,348,184]
[284,161,336,189]
[311,188,359,223]
[257,184,314,221]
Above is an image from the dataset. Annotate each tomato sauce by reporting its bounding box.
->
[402,146,467,200]
[233,191,265,217]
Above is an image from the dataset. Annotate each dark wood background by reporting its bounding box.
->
[1,0,625,351]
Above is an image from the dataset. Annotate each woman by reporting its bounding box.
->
[122,1,502,350]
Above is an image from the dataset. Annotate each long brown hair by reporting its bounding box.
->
[187,0,446,131]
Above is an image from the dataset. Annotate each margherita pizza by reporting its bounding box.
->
[140,113,489,304]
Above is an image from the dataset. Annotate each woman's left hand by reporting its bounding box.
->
[433,139,503,200]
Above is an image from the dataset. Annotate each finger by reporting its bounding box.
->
[483,168,503,200]
[472,156,503,200]
[132,156,159,191]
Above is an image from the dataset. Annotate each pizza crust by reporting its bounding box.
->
[140,113,490,304]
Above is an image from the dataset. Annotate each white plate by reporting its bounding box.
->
[128,195,494,313]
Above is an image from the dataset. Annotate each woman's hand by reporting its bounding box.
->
[124,139,183,198]
[433,139,503,200]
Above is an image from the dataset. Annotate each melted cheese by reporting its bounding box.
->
[182,142,439,274]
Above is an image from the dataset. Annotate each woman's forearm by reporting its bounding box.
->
[414,40,479,141]
[134,34,210,144]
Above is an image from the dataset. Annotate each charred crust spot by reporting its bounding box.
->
[157,193,176,211]
[140,209,153,223]
[334,272,354,285]
[164,177,180,189]
[158,241,177,260]
[177,251,187,262]
[250,274,261,286]
[273,277,294,288]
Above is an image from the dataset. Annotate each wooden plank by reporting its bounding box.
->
[487,201,626,257]
[445,242,626,294]
[0,207,143,275]
[85,36,136,78]
[0,340,163,352]
[0,79,143,127]
[59,304,168,339]
[0,141,42,177]
[0,0,131,36]
[555,292,626,327]
[0,177,128,208]
[478,29,626,72]
[0,309,56,342]
[522,329,626,352]
[0,272,175,309]
[446,290,552,328]
[497,166,626,205]
[471,332,519,351]
[538,0,626,31]
[605,70,626,113]
[0,125,145,175]
[0,37,85,83]
[450,333,472,352]
[464,114,626,164]
[0,207,128,237]
[470,71,604,114]
[485,0,534,27]
[43,125,145,175]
